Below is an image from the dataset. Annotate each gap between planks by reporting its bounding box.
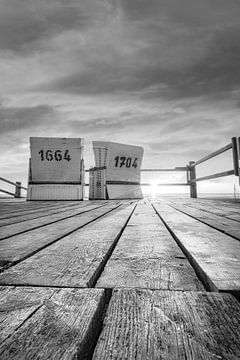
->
[0,202,113,240]
[96,201,204,291]
[152,201,240,300]
[169,202,240,241]
[0,203,137,288]
[0,202,123,272]
[0,286,112,360]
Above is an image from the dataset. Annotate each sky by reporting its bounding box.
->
[0,0,239,196]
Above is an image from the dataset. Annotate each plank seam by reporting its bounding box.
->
[151,203,219,293]
[173,202,240,223]
[0,288,59,347]
[0,202,94,222]
[0,203,109,241]
[77,289,113,360]
[0,283,98,289]
[170,204,240,242]
[88,203,138,288]
[0,202,101,227]
[0,204,122,274]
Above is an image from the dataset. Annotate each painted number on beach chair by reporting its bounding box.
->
[38,149,72,162]
[114,156,138,168]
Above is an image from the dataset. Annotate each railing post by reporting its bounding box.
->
[231,137,239,176]
[189,161,197,198]
[15,181,21,198]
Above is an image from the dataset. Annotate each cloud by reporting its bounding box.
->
[0,103,56,134]
[0,0,109,53]
[2,0,240,103]
[0,0,239,193]
[35,20,240,102]
[118,0,240,27]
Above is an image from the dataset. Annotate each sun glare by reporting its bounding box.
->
[148,181,160,196]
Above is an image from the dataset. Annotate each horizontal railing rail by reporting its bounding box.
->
[0,177,27,198]
[193,143,233,167]
[85,167,189,187]
[140,167,189,186]
[141,167,187,172]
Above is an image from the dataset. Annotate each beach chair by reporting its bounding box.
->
[89,141,143,199]
[27,137,84,200]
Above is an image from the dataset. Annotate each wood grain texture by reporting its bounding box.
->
[0,204,135,287]
[97,202,204,290]
[97,257,204,290]
[0,201,94,226]
[170,203,240,240]
[153,203,240,296]
[0,202,107,240]
[0,201,71,218]
[170,199,240,222]
[0,202,120,269]
[93,289,240,360]
[0,286,55,345]
[0,287,107,360]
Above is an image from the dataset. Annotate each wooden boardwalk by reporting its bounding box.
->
[0,197,240,359]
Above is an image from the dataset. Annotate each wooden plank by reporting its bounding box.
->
[0,202,108,240]
[96,202,204,291]
[0,201,71,217]
[0,204,135,287]
[0,201,99,227]
[0,286,55,344]
[192,201,240,222]
[0,287,107,360]
[153,203,240,296]
[167,198,240,222]
[0,202,121,269]
[195,200,240,222]
[96,258,204,291]
[170,203,240,240]
[93,289,240,360]
[0,201,88,221]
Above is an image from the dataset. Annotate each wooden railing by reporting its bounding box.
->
[0,177,27,198]
[85,167,189,187]
[140,167,188,186]
[1,137,239,199]
[188,137,239,198]
[86,138,240,199]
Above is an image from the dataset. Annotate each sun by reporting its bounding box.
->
[150,181,160,196]
[142,180,160,197]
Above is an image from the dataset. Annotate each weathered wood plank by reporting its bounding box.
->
[0,204,135,287]
[167,198,240,223]
[93,289,240,360]
[96,202,204,291]
[97,257,204,291]
[0,201,94,225]
[0,202,108,240]
[0,201,70,217]
[0,287,107,360]
[0,202,121,269]
[153,203,240,296]
[0,286,55,344]
[170,203,240,240]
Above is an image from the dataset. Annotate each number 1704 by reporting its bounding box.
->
[114,156,138,168]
